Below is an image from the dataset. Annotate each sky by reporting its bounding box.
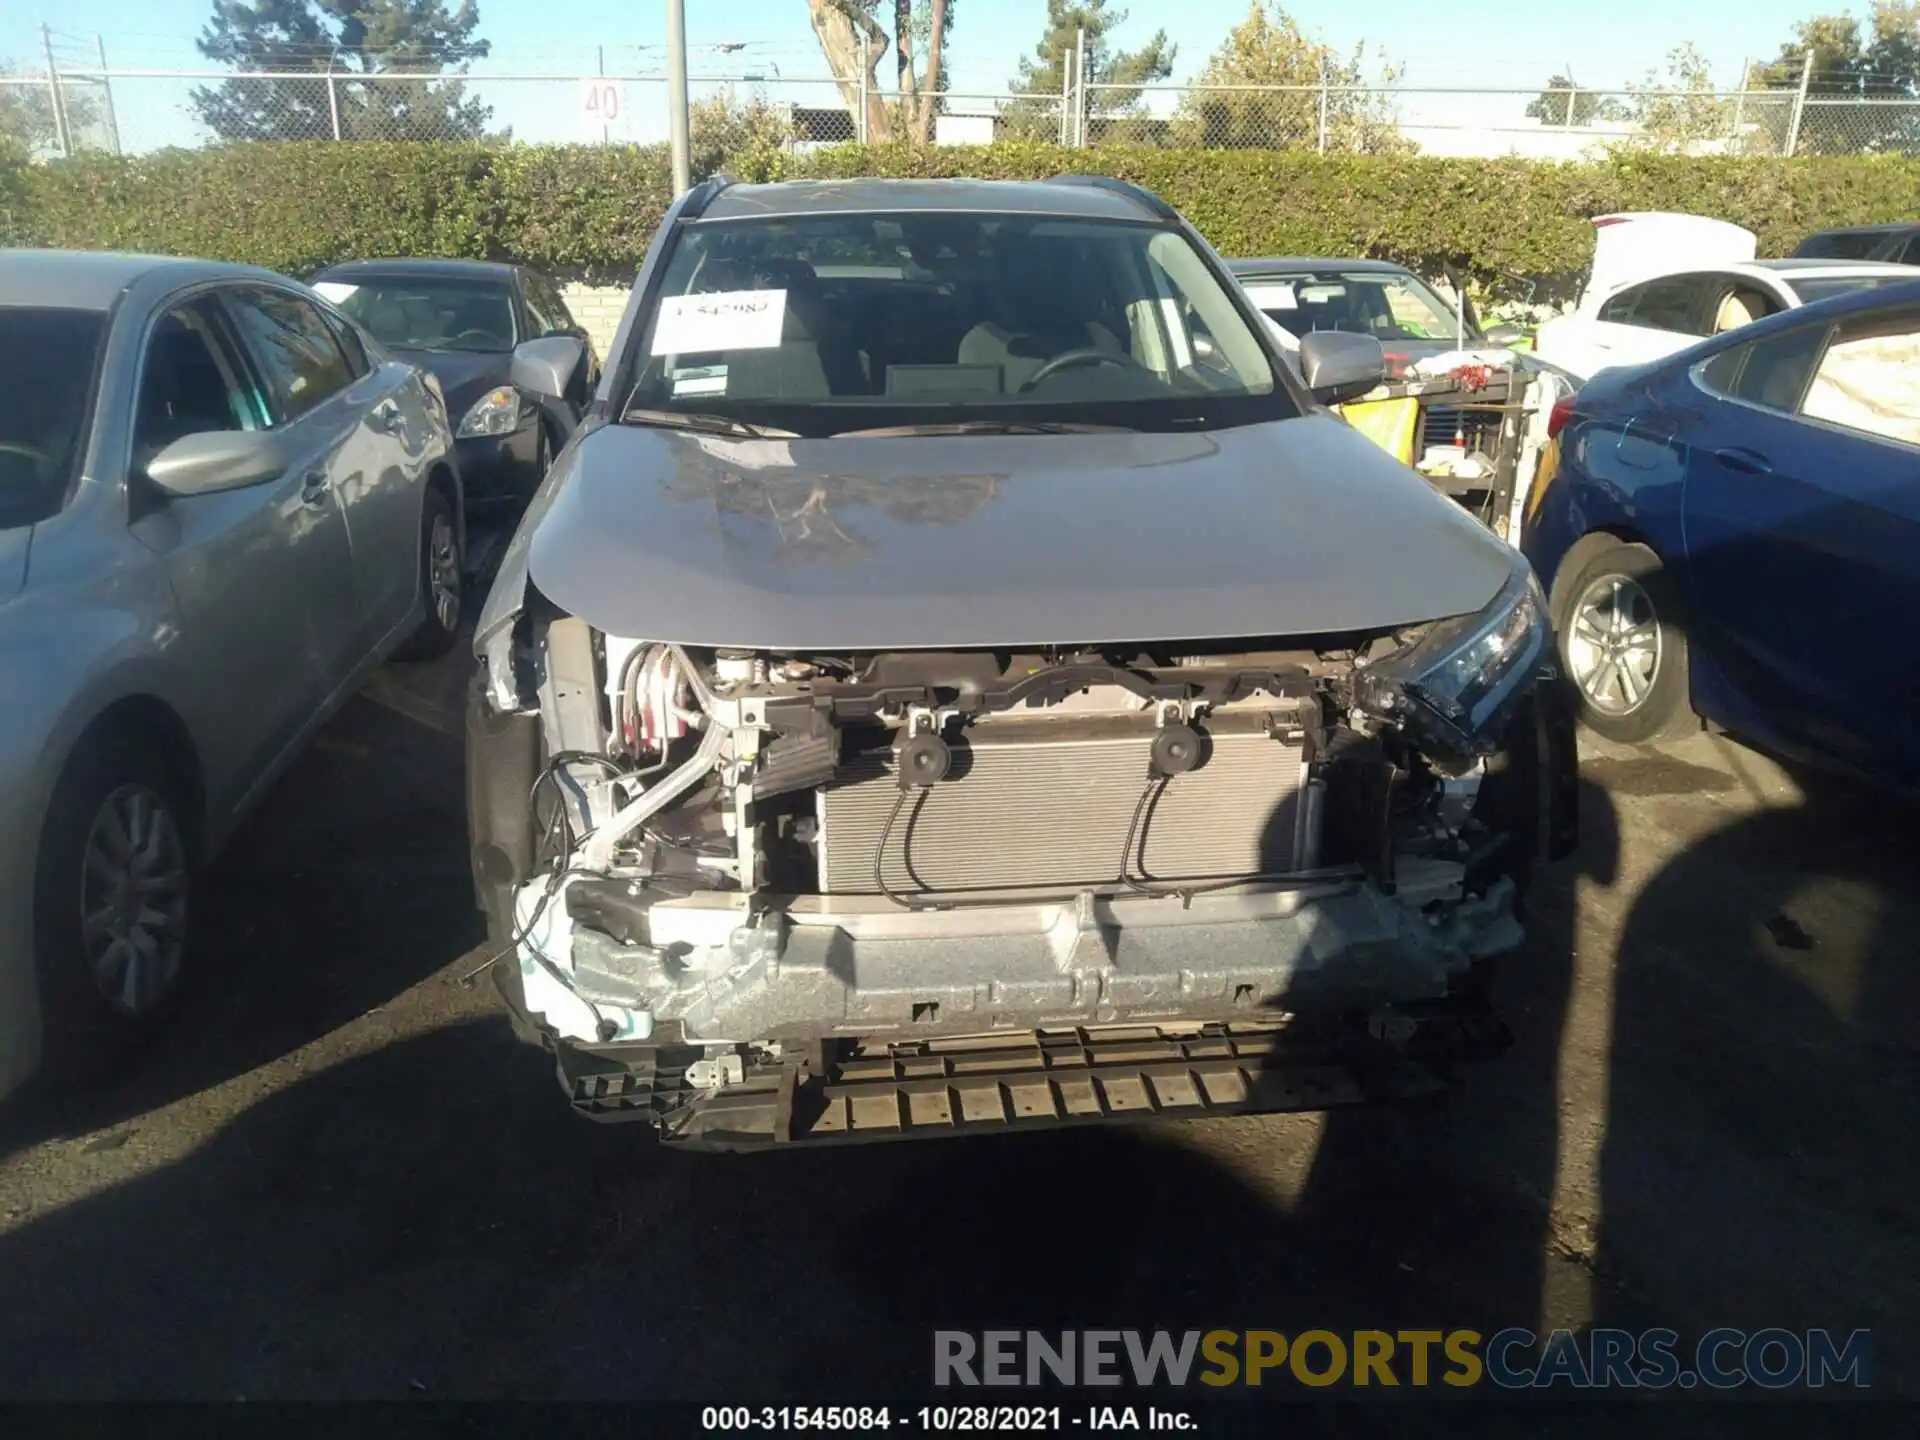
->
[3,0,1847,151]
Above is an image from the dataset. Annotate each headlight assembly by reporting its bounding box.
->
[1356,561,1551,757]
[457,385,526,439]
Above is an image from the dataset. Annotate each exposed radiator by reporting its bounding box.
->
[815,713,1312,897]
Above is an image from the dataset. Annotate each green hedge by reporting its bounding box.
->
[6,139,1919,292]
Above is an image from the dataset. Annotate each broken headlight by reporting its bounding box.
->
[1357,561,1549,757]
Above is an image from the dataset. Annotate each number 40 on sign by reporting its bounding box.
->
[580,78,623,136]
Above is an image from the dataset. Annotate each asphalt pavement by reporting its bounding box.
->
[1,632,1916,1404]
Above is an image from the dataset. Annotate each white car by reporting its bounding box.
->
[1534,212,1920,380]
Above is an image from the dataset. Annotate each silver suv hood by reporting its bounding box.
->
[515,413,1515,650]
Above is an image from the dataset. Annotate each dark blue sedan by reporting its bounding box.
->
[1523,281,1920,786]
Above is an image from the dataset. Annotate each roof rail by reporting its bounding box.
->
[1047,173,1176,219]
[678,173,736,222]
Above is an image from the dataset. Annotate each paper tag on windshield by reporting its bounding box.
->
[651,289,787,355]
[672,365,729,397]
[1246,283,1297,311]
[312,281,358,303]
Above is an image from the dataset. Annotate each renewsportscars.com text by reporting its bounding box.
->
[933,1328,1871,1390]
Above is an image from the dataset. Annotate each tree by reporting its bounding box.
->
[1002,0,1175,142]
[192,0,493,142]
[1171,4,1407,152]
[689,88,798,178]
[0,64,103,155]
[803,1,956,144]
[1749,3,1920,153]
[1622,43,1736,152]
[1525,73,1630,127]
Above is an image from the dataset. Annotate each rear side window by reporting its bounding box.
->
[1603,275,1709,335]
[1698,325,1826,412]
[1801,311,1920,447]
[225,286,353,421]
[1898,236,1920,266]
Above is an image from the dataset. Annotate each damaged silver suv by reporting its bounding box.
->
[467,176,1578,1149]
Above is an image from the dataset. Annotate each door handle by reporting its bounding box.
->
[1713,446,1773,475]
[299,469,333,505]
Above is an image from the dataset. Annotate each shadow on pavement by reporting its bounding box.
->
[1596,763,1920,1380]
[0,776,1625,1404]
[0,689,483,1158]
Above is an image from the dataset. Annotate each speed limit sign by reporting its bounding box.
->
[580,77,624,136]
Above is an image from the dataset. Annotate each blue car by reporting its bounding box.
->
[1523,281,1920,787]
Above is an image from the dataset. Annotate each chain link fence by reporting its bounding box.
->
[5,67,1918,160]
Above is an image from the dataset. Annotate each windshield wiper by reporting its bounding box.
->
[830,420,1137,438]
[621,407,797,439]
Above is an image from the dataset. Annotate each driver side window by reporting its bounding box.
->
[134,297,265,468]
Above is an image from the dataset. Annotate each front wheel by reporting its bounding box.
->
[34,733,195,1078]
[1552,538,1696,744]
[394,486,462,662]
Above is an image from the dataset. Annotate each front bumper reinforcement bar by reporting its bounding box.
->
[552,1019,1503,1151]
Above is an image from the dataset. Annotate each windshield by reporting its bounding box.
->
[314,276,516,353]
[1793,232,1884,261]
[622,212,1291,436]
[1786,274,1918,306]
[1240,269,1468,347]
[1,306,107,529]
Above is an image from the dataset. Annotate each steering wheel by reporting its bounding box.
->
[451,329,501,348]
[1019,347,1136,392]
[0,441,50,471]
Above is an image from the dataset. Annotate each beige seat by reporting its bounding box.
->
[1712,290,1766,334]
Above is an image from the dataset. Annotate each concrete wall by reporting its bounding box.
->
[561,283,633,361]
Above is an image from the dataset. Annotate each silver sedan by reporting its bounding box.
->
[0,250,465,1098]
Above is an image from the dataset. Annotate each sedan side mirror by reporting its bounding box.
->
[511,335,587,402]
[144,429,296,498]
[1482,322,1527,347]
[1297,331,1387,405]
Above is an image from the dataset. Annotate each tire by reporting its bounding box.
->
[1551,538,1696,744]
[33,731,195,1080]
[394,485,462,662]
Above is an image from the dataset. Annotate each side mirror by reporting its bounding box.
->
[1482,322,1527,347]
[511,334,586,402]
[1298,331,1387,405]
[144,429,295,498]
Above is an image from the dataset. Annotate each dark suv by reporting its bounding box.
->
[1793,223,1920,265]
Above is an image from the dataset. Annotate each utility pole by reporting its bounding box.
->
[325,51,342,140]
[598,45,608,143]
[666,0,691,192]
[1785,49,1814,156]
[41,24,70,158]
[1073,26,1086,146]
[96,34,121,155]
[1731,57,1748,147]
[1058,42,1072,144]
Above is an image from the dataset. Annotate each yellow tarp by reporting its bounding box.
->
[1336,396,1419,464]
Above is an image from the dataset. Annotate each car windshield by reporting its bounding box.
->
[1,306,106,529]
[622,211,1291,436]
[1786,274,1918,306]
[1793,233,1884,261]
[1241,269,1467,346]
[314,276,516,353]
